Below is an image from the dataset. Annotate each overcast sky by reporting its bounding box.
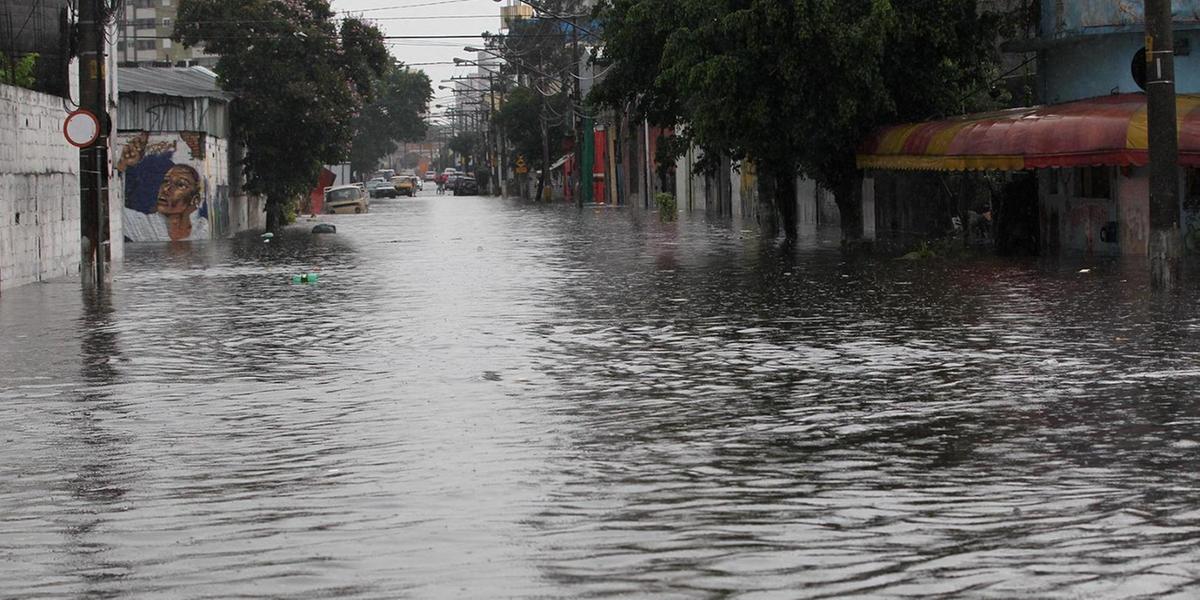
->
[332,0,510,100]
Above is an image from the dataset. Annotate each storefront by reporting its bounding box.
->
[857,94,1200,256]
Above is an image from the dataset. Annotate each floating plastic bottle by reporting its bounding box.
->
[290,273,319,284]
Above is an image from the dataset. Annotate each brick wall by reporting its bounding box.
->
[0,83,83,292]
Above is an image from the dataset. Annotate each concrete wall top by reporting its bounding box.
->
[1042,1,1200,38]
[0,83,81,176]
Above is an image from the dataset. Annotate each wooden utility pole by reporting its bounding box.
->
[1146,0,1181,289]
[78,0,109,284]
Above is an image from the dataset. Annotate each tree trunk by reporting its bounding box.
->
[775,173,798,241]
[535,173,546,204]
[834,176,863,241]
[538,115,550,202]
[756,172,779,239]
[265,195,285,233]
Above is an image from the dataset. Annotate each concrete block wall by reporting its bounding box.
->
[0,83,82,292]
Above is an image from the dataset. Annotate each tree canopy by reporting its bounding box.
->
[174,0,389,230]
[350,66,434,179]
[494,86,568,172]
[593,0,1005,239]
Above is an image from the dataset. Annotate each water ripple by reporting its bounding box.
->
[3,196,1200,597]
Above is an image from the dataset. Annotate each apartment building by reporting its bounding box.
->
[116,0,216,67]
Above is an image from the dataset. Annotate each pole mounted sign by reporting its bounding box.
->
[64,109,101,148]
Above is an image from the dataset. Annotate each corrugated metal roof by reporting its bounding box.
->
[119,66,234,101]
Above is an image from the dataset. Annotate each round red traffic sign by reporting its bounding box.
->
[63,109,100,148]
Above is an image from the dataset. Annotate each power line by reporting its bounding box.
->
[171,14,503,24]
[130,33,572,40]
[339,0,475,14]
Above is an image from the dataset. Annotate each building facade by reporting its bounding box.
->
[117,0,217,67]
[858,1,1200,257]
[116,66,263,242]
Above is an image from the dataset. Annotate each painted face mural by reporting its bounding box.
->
[119,132,211,242]
[158,165,201,215]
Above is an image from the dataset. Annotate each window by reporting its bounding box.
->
[1073,166,1111,199]
[162,39,172,49]
[160,17,172,28]
[1048,169,1064,195]
[135,40,157,50]
[1187,168,1200,202]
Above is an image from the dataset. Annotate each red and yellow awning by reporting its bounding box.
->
[857,93,1200,172]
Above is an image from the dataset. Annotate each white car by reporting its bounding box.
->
[324,184,369,214]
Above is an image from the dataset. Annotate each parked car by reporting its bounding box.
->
[453,176,479,196]
[392,175,416,197]
[324,184,369,214]
[366,177,395,198]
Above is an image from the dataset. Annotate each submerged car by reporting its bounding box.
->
[366,177,395,198]
[392,175,416,197]
[452,176,479,196]
[324,184,369,214]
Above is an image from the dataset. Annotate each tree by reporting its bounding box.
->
[594,0,1005,240]
[448,132,483,168]
[175,0,389,232]
[349,65,433,179]
[495,86,569,200]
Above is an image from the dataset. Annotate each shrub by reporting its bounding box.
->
[655,192,676,221]
[0,53,38,90]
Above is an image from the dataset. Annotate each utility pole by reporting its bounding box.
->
[1147,0,1181,289]
[572,10,589,207]
[79,0,109,285]
[488,71,502,197]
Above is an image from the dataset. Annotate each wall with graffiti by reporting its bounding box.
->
[115,131,228,242]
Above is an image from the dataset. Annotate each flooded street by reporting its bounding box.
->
[4,192,1200,598]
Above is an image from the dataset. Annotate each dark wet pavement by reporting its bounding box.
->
[3,191,1200,598]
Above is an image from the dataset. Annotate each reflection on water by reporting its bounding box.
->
[3,195,1200,598]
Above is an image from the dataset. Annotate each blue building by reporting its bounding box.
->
[1028,1,1200,103]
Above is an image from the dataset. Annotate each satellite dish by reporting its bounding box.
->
[1132,47,1147,92]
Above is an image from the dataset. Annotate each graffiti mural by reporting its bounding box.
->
[117,131,211,242]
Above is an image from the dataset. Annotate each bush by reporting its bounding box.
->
[0,54,38,90]
[655,192,676,221]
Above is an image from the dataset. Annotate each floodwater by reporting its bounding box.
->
[3,191,1200,599]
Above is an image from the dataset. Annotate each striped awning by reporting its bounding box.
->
[857,93,1200,172]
